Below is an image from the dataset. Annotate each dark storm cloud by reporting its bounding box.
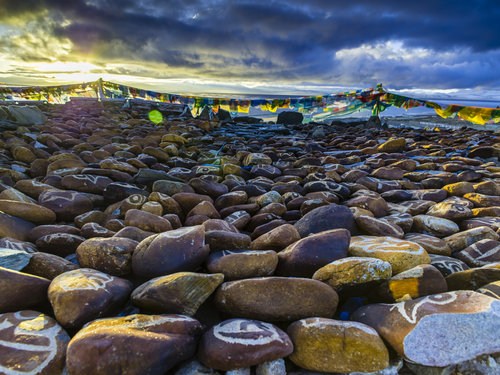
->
[1,0,499,88]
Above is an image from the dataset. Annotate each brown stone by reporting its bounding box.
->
[67,314,202,375]
[48,268,132,329]
[214,277,338,321]
[124,209,172,233]
[0,311,70,375]
[276,228,350,277]
[131,272,224,315]
[0,267,50,312]
[23,252,78,280]
[76,237,138,276]
[206,250,278,280]
[287,318,389,373]
[250,224,301,251]
[198,318,293,371]
[132,225,209,279]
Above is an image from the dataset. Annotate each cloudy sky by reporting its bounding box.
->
[0,0,499,94]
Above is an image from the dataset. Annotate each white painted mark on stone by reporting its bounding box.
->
[0,312,61,375]
[389,292,460,324]
[213,319,285,346]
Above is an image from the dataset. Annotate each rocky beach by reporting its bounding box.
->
[0,99,499,375]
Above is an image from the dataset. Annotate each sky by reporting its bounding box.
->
[0,0,499,96]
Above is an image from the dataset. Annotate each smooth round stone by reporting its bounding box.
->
[377,138,406,153]
[251,164,282,179]
[349,236,430,274]
[205,230,251,251]
[38,190,94,221]
[141,201,164,216]
[153,180,195,196]
[80,222,116,238]
[442,181,475,196]
[287,318,389,373]
[67,314,202,375]
[477,281,500,299]
[113,226,155,242]
[383,212,414,233]
[120,193,148,212]
[0,267,50,312]
[397,200,436,215]
[202,218,238,233]
[103,182,148,203]
[464,192,500,208]
[187,201,220,219]
[461,217,500,232]
[356,215,405,238]
[28,224,81,243]
[410,189,447,202]
[206,250,278,280]
[131,272,224,315]
[246,213,281,232]
[446,263,500,291]
[224,210,252,230]
[215,191,248,210]
[12,145,37,163]
[0,311,70,375]
[74,210,107,228]
[100,158,138,174]
[372,166,405,180]
[124,209,172,233]
[0,212,36,241]
[14,180,59,199]
[426,202,473,221]
[378,264,448,302]
[412,215,460,238]
[132,225,209,279]
[198,318,293,371]
[214,277,338,321]
[312,257,392,290]
[276,228,350,277]
[404,233,452,256]
[474,180,500,196]
[352,291,500,367]
[149,192,184,217]
[243,153,273,166]
[36,233,86,257]
[190,177,228,198]
[76,237,138,276]
[294,204,355,237]
[429,254,470,277]
[256,191,283,207]
[173,192,214,213]
[48,268,132,329]
[250,224,301,251]
[0,187,37,203]
[456,239,500,267]
[344,194,389,217]
[444,226,499,252]
[23,252,79,280]
[0,199,56,224]
[61,174,113,194]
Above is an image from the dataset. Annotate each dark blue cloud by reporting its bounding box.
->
[1,0,499,88]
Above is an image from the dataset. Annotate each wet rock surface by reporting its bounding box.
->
[0,100,499,373]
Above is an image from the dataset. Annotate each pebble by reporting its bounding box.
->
[198,318,293,371]
[1,100,499,373]
[349,236,430,274]
[214,277,339,321]
[352,291,500,367]
[287,318,389,373]
[66,314,202,374]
